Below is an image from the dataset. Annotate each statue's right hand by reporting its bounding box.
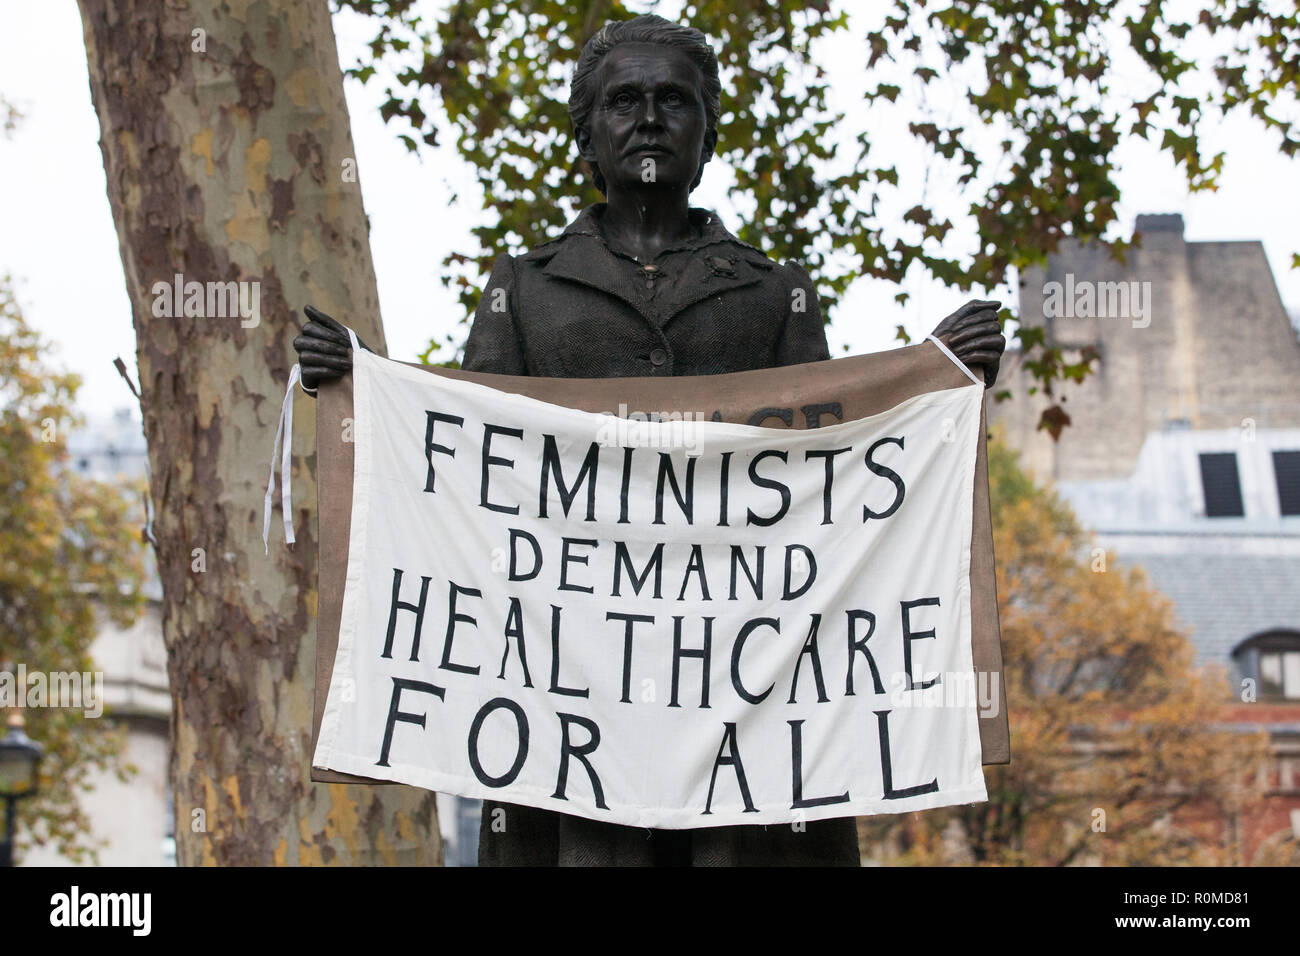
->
[293,305,369,393]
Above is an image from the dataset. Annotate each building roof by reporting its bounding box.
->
[1118,550,1300,665]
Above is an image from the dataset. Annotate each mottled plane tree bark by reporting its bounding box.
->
[76,0,440,864]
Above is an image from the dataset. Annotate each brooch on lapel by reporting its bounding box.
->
[706,255,738,278]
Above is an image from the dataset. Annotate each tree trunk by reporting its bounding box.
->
[77,0,441,865]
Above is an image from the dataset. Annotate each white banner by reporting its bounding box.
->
[312,347,989,828]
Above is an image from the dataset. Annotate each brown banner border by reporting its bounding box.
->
[308,341,1010,786]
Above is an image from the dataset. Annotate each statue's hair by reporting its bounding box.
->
[568,14,721,194]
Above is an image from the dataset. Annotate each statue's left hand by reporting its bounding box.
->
[931,299,1006,387]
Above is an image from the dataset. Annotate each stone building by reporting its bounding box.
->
[992,213,1300,863]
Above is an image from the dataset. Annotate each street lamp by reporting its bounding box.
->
[0,712,43,866]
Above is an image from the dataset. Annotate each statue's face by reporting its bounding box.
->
[578,42,715,194]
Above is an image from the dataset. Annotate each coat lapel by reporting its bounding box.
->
[534,204,776,330]
[656,252,769,329]
[539,238,657,323]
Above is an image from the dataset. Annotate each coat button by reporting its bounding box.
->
[650,348,668,367]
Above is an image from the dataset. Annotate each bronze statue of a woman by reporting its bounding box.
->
[295,14,1004,866]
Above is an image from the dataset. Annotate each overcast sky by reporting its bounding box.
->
[1,2,1296,422]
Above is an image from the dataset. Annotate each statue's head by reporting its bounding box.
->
[569,14,721,196]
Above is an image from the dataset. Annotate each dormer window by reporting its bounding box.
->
[1199,452,1244,517]
[1275,450,1300,516]
[1234,631,1300,699]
